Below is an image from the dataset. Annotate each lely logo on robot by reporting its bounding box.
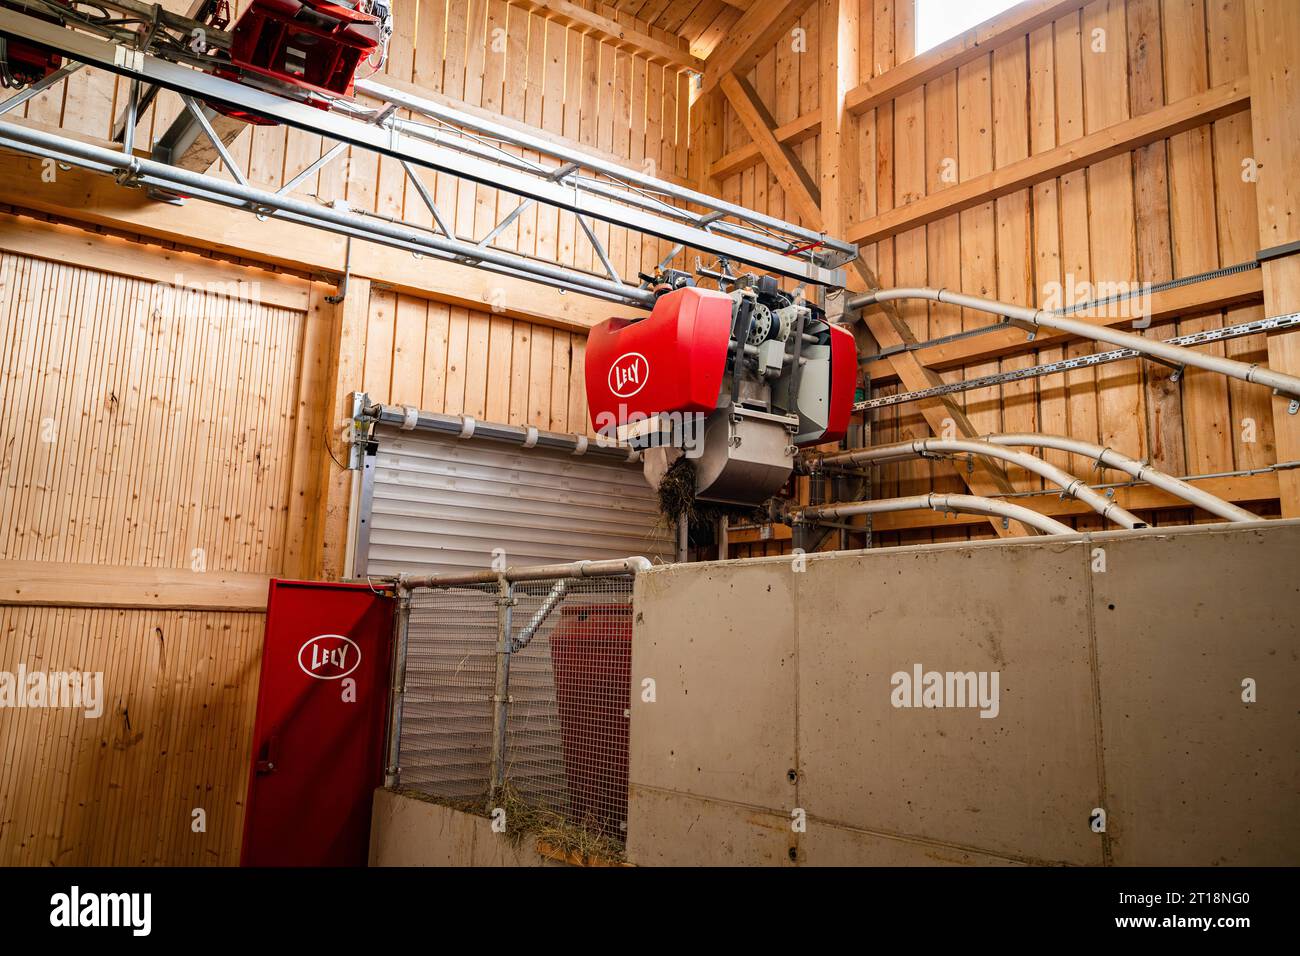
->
[609,352,649,397]
[298,634,361,680]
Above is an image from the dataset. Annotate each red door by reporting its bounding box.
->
[241,580,395,866]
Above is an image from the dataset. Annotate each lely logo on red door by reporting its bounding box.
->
[298,634,361,680]
[609,352,649,398]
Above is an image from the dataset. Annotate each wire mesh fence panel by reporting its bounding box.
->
[395,574,635,846]
[398,584,499,800]
[508,576,634,843]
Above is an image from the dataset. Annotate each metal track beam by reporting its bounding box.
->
[0,121,658,306]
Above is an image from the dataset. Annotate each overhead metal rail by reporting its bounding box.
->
[0,6,854,304]
[355,78,857,269]
[853,288,1300,408]
[0,120,665,305]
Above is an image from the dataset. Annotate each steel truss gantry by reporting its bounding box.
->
[0,3,855,309]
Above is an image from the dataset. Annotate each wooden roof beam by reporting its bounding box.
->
[718,72,822,226]
[512,0,705,73]
[845,0,1084,115]
[701,0,817,92]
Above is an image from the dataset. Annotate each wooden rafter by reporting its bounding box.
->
[710,73,1251,190]
[718,73,822,225]
[710,108,821,180]
[845,0,1083,114]
[701,0,817,92]
[512,0,705,72]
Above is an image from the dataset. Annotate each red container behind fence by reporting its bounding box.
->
[549,603,633,839]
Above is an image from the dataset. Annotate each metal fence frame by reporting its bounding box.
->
[382,557,651,843]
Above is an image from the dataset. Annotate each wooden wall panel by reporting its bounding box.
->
[0,606,262,866]
[0,252,306,573]
[349,286,596,438]
[1,243,312,865]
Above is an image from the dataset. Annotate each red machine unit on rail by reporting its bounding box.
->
[0,0,390,115]
[215,0,392,114]
[586,280,856,506]
[0,1,68,88]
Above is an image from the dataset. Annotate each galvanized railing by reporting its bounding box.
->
[384,558,649,848]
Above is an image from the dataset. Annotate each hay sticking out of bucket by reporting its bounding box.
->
[656,456,699,528]
[653,456,770,545]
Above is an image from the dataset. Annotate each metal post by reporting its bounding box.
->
[488,575,515,803]
[383,585,412,788]
[121,77,140,157]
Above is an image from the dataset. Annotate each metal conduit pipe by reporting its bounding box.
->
[792,494,1075,536]
[818,438,1147,529]
[982,433,1258,523]
[850,287,1300,402]
[361,401,640,462]
[395,556,654,590]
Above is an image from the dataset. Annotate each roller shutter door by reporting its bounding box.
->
[361,424,671,575]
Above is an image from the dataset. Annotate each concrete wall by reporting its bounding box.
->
[369,790,557,867]
[627,521,1300,866]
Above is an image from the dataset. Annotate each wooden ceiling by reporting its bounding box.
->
[601,0,746,59]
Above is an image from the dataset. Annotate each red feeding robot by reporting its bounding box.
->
[585,276,856,506]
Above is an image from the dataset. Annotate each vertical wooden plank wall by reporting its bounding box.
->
[0,222,325,864]
[717,0,1286,556]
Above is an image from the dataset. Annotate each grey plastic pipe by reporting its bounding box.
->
[819,438,1147,529]
[397,556,653,589]
[983,433,1257,523]
[850,287,1300,402]
[793,493,1074,536]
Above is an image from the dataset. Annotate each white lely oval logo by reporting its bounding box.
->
[609,351,649,398]
[298,634,361,680]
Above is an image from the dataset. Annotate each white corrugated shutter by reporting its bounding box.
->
[361,424,671,575]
